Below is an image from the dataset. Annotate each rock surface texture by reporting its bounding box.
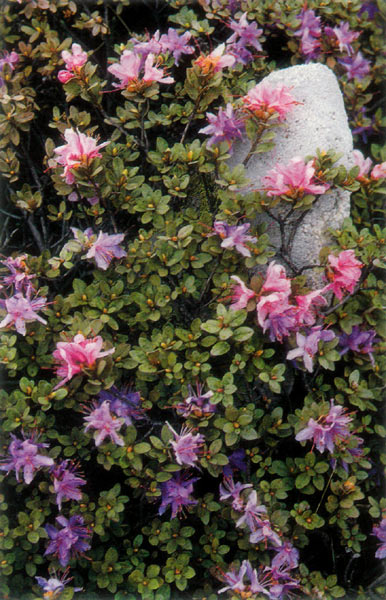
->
[229,63,353,280]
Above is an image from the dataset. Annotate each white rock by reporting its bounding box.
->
[229,63,353,281]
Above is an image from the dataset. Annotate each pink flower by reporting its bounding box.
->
[213,221,257,257]
[84,231,126,270]
[58,43,88,83]
[84,401,124,447]
[262,156,330,198]
[53,333,115,389]
[108,50,173,91]
[294,288,328,326]
[195,44,235,74]
[143,53,174,84]
[371,162,386,180]
[296,399,352,454]
[325,250,362,300]
[324,22,360,56]
[0,289,47,336]
[54,129,109,185]
[167,422,204,468]
[242,82,298,121]
[230,276,255,310]
[261,262,291,296]
[352,149,372,179]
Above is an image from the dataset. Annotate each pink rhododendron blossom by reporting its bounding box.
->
[324,22,360,55]
[53,333,115,389]
[84,401,124,447]
[0,50,19,86]
[325,250,362,299]
[230,276,255,310]
[1,255,34,292]
[0,289,47,335]
[296,399,352,454]
[262,156,330,198]
[84,231,126,270]
[371,162,386,180]
[195,44,235,74]
[352,149,372,178]
[108,50,174,91]
[287,326,335,372]
[294,288,328,326]
[261,261,291,296]
[130,31,163,57]
[54,129,109,185]
[58,43,88,83]
[167,422,204,468]
[242,82,297,121]
[213,221,256,256]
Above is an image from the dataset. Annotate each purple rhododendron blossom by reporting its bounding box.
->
[294,8,322,60]
[228,12,263,51]
[271,541,299,570]
[218,560,270,596]
[264,564,301,598]
[373,519,386,559]
[175,382,216,418]
[167,422,204,468]
[219,474,252,511]
[338,51,371,80]
[35,572,82,598]
[287,326,335,372]
[158,473,198,518]
[199,104,245,152]
[0,255,34,292]
[0,50,19,86]
[235,490,267,530]
[324,22,360,55]
[339,326,377,365]
[213,221,256,256]
[296,399,352,454]
[0,434,54,484]
[45,515,91,567]
[159,28,194,65]
[51,460,86,510]
[0,288,47,336]
[249,519,282,547]
[98,386,145,425]
[84,400,125,447]
[84,230,126,270]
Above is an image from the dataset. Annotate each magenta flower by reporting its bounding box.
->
[0,255,34,292]
[338,51,371,80]
[0,289,47,336]
[261,261,291,296]
[230,276,255,310]
[53,333,115,389]
[294,8,322,60]
[325,250,362,300]
[0,50,19,86]
[213,221,256,256]
[195,44,235,74]
[262,156,330,198]
[287,326,335,372]
[58,43,88,83]
[98,386,145,425]
[199,104,245,152]
[175,382,216,418]
[373,519,386,559]
[371,162,386,180]
[54,129,109,185]
[159,28,194,65]
[339,326,377,365]
[219,475,252,511]
[228,12,263,51]
[167,422,204,468]
[84,230,126,270]
[0,434,54,484]
[296,399,352,454]
[51,460,86,510]
[352,149,372,179]
[294,288,328,327]
[324,22,360,56]
[45,515,91,567]
[242,82,297,121]
[108,50,174,91]
[84,400,124,447]
[158,473,198,518]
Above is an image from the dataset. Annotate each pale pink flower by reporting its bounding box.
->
[0,289,47,336]
[53,333,115,389]
[294,288,328,326]
[324,22,360,56]
[242,82,298,121]
[230,276,255,310]
[143,53,174,84]
[54,129,109,185]
[352,149,372,178]
[84,231,126,270]
[84,401,124,447]
[195,43,235,74]
[262,156,330,198]
[108,50,174,91]
[58,43,88,83]
[256,292,293,331]
[261,261,291,295]
[326,250,362,300]
[296,399,352,454]
[166,422,204,468]
[371,162,386,180]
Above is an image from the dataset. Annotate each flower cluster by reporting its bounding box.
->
[158,473,199,519]
[54,129,109,185]
[108,50,174,91]
[296,399,353,454]
[167,422,205,468]
[353,149,386,181]
[58,43,88,84]
[175,382,217,418]
[45,515,91,567]
[261,156,330,198]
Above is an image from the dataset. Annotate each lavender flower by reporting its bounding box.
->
[296,399,352,454]
[159,28,194,65]
[167,422,204,468]
[0,434,54,484]
[235,490,267,532]
[228,12,263,51]
[0,288,47,336]
[373,519,386,559]
[0,255,34,292]
[271,541,299,570]
[287,326,336,372]
[294,8,322,60]
[44,515,91,567]
[249,519,282,547]
[199,104,245,152]
[83,400,124,446]
[51,460,86,510]
[219,475,252,511]
[338,51,371,80]
[213,221,257,257]
[324,22,360,55]
[158,472,198,518]
[264,564,300,598]
[218,560,270,596]
[175,382,216,418]
[35,571,82,598]
[98,386,145,425]
[84,231,126,270]
[339,326,377,365]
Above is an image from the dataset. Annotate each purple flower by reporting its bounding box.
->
[218,561,247,594]
[167,422,204,468]
[199,104,245,152]
[44,515,91,567]
[175,382,216,418]
[51,460,86,510]
[213,221,257,257]
[0,255,34,292]
[228,12,263,51]
[294,9,322,60]
[98,386,145,425]
[159,28,194,65]
[219,474,252,511]
[271,541,299,570]
[84,231,126,270]
[158,472,198,518]
[264,564,301,598]
[249,519,282,547]
[235,490,267,531]
[358,2,378,19]
[338,51,371,80]
[35,571,82,598]
[287,326,336,372]
[218,560,270,596]
[339,326,377,365]
[227,41,254,65]
[324,22,360,55]
[0,434,54,484]
[130,31,163,58]
[83,400,124,447]
[373,519,386,559]
[228,448,247,473]
[264,308,299,343]
[0,50,19,86]
[0,288,47,336]
[296,399,352,454]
